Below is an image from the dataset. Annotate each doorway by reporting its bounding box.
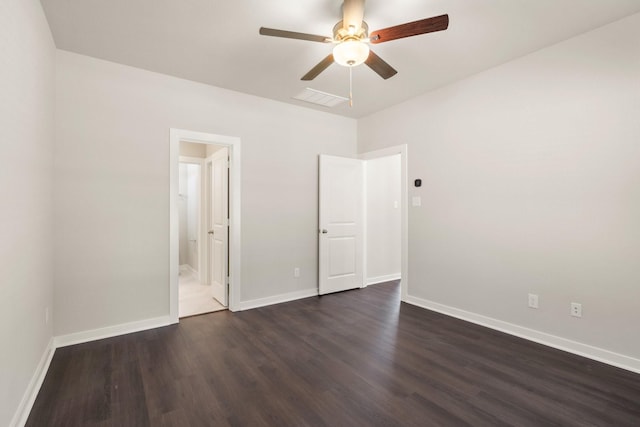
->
[361,145,408,299]
[364,153,402,286]
[318,145,408,300]
[170,129,242,323]
[178,147,227,317]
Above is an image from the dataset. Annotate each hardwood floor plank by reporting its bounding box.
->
[26,281,640,426]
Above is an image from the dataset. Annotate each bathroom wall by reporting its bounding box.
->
[180,141,207,158]
[178,163,200,272]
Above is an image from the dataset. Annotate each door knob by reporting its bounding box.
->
[321,229,328,234]
[208,230,214,235]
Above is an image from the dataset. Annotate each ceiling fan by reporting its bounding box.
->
[259,0,449,81]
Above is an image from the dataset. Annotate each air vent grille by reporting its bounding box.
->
[293,88,348,108]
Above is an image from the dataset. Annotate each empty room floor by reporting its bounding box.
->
[179,266,225,317]
[27,282,640,426]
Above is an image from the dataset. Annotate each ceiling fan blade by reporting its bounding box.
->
[365,50,397,80]
[370,14,449,44]
[259,27,331,43]
[342,0,365,31]
[301,54,335,81]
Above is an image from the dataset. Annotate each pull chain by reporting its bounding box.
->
[349,65,353,107]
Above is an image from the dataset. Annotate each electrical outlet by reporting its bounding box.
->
[528,294,539,309]
[571,302,582,318]
[45,307,50,325]
[294,267,300,278]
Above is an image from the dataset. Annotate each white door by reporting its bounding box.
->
[319,155,364,295]
[206,147,229,306]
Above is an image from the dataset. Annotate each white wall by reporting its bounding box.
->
[54,50,357,336]
[186,164,200,271]
[365,155,401,284]
[358,13,640,360]
[178,163,199,269]
[0,0,55,425]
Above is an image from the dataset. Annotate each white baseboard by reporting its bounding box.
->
[238,288,318,311]
[179,264,197,275]
[366,273,401,286]
[10,337,55,427]
[54,315,175,348]
[404,295,640,374]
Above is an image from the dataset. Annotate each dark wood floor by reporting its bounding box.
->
[28,282,640,426]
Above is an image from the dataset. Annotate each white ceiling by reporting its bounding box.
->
[40,0,640,118]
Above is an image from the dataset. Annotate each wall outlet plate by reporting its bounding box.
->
[294,267,300,278]
[571,302,582,317]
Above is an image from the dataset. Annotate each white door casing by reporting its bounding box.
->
[319,155,365,295]
[207,147,229,306]
[170,128,241,322]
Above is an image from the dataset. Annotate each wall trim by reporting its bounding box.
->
[404,294,640,374]
[366,274,401,286]
[238,288,318,311]
[54,315,175,348]
[10,338,55,427]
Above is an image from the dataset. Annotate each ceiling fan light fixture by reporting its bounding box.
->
[333,40,370,67]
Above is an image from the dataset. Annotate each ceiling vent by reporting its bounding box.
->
[293,88,349,108]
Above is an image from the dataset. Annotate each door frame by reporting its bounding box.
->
[170,128,242,322]
[359,144,409,302]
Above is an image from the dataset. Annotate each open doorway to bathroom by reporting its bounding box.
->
[170,128,241,322]
[178,141,227,317]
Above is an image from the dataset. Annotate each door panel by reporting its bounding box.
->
[319,155,364,295]
[328,237,356,277]
[207,147,229,306]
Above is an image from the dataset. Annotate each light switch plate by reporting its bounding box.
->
[412,196,421,207]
